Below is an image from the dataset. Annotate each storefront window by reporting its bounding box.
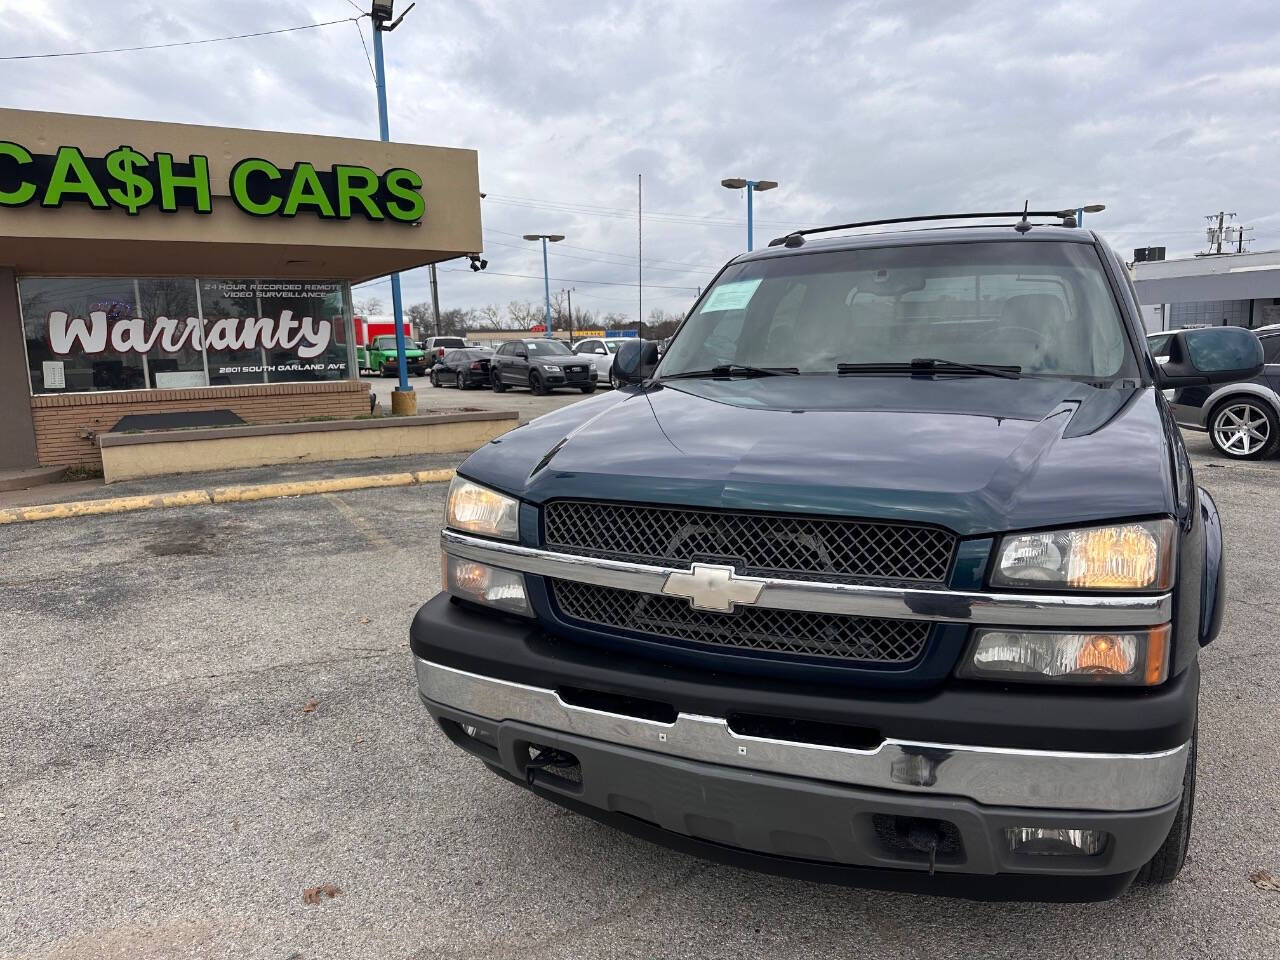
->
[21,277,147,392]
[137,277,204,388]
[19,276,352,394]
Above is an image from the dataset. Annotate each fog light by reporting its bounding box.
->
[444,553,530,616]
[1005,827,1109,857]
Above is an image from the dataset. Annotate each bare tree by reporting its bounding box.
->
[507,300,544,328]
[439,308,473,336]
[407,301,433,339]
[476,304,503,330]
[647,307,683,339]
[355,296,383,315]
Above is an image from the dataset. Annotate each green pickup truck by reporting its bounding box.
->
[363,335,427,377]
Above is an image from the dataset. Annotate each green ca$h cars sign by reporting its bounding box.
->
[0,141,425,222]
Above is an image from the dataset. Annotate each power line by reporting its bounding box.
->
[438,266,697,291]
[484,227,724,270]
[481,236,713,275]
[484,192,807,230]
[0,16,361,60]
[351,18,376,81]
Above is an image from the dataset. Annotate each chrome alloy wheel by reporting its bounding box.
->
[1212,401,1271,456]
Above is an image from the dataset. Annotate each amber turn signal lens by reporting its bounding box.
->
[961,624,1170,686]
[1074,634,1134,674]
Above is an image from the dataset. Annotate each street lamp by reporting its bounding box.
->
[1076,203,1106,226]
[369,0,416,409]
[721,177,778,252]
[523,234,565,337]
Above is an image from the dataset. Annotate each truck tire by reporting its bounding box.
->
[491,372,507,393]
[1208,397,1279,460]
[1136,724,1196,885]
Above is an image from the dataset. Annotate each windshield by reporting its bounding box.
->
[372,336,403,349]
[659,241,1135,380]
[526,340,572,355]
[604,341,621,353]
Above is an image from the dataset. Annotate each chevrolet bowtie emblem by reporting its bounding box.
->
[661,563,765,613]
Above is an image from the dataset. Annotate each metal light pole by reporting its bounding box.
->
[721,178,778,251]
[523,234,564,337]
[371,1,415,408]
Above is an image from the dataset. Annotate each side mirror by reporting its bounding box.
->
[613,339,660,385]
[1156,326,1264,388]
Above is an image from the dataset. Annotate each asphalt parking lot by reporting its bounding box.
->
[363,373,594,421]
[3,407,1279,959]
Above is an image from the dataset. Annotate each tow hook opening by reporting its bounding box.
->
[871,815,965,873]
[522,743,583,792]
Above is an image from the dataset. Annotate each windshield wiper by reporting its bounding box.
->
[662,363,800,380]
[837,358,1022,379]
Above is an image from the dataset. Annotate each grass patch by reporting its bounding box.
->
[60,464,104,482]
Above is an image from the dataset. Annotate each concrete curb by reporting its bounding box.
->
[0,468,456,525]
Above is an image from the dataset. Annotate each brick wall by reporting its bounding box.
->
[30,380,370,467]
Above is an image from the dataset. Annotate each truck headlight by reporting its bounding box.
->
[958,625,1170,686]
[990,519,1174,591]
[445,476,519,541]
[444,554,530,616]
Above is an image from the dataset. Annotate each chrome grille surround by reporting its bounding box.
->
[544,501,956,584]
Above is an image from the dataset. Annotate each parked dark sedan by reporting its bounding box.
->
[431,347,494,390]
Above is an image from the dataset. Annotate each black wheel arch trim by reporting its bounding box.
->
[1198,485,1225,646]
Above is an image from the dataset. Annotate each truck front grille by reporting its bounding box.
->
[543,501,955,584]
[548,579,930,664]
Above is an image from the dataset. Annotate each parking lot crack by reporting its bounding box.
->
[117,650,400,694]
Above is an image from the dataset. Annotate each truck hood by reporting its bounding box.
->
[461,376,1174,536]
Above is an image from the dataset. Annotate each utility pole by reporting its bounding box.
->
[429,264,441,336]
[565,288,574,340]
[1216,211,1225,255]
[370,0,417,414]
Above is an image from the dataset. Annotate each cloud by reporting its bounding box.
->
[2,0,1278,321]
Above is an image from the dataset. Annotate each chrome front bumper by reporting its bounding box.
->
[416,658,1189,812]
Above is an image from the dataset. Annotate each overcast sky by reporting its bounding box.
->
[3,0,1279,323]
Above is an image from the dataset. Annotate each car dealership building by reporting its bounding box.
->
[0,108,480,472]
[1131,248,1280,333]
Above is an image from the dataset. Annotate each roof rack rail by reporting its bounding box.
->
[767,205,1101,248]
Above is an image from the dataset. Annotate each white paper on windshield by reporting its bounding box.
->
[701,278,762,312]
